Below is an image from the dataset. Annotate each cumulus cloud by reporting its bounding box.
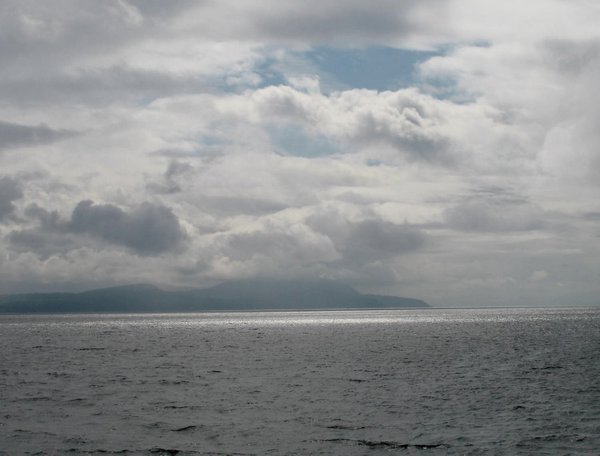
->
[222,225,338,266]
[68,200,186,255]
[232,86,456,164]
[192,206,428,283]
[9,200,186,257]
[307,208,427,263]
[419,36,600,183]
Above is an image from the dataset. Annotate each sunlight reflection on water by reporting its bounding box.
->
[3,307,596,328]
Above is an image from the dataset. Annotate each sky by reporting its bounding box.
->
[1,0,600,307]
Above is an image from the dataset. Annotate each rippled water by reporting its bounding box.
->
[1,307,599,455]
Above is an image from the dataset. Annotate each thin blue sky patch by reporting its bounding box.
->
[366,159,383,167]
[305,46,439,91]
[199,134,228,147]
[214,46,441,94]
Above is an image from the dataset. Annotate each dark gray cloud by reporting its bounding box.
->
[343,220,426,260]
[9,200,186,256]
[0,66,213,107]
[23,204,62,228]
[8,229,78,260]
[227,0,448,45]
[8,204,78,258]
[0,176,23,221]
[0,121,74,150]
[69,200,186,254]
[199,196,288,216]
[307,209,427,264]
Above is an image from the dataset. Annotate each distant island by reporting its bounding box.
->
[0,279,428,313]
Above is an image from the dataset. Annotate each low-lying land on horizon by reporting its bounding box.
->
[0,279,429,314]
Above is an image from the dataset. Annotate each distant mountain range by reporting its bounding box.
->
[0,280,428,313]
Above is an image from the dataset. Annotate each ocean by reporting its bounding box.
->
[1,307,599,455]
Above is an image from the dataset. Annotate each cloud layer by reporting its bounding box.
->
[1,1,600,306]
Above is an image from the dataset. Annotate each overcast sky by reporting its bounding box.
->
[1,0,600,306]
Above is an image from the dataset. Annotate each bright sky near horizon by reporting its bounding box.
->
[1,0,600,306]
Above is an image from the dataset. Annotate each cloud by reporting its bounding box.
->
[235,86,456,164]
[196,196,288,216]
[582,212,600,221]
[0,67,211,107]
[0,121,74,150]
[198,206,428,284]
[241,0,442,44]
[0,2,264,107]
[174,0,451,47]
[0,1,148,72]
[9,200,186,257]
[0,0,448,71]
[418,37,600,181]
[69,200,186,255]
[529,270,548,282]
[222,225,337,265]
[343,219,426,260]
[443,197,545,232]
[146,160,194,194]
[2,0,600,307]
[8,229,78,260]
[307,208,427,263]
[0,176,23,221]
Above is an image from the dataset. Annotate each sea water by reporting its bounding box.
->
[1,307,599,455]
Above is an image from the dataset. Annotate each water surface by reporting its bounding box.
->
[1,307,599,454]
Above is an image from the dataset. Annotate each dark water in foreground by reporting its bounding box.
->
[1,308,599,455]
